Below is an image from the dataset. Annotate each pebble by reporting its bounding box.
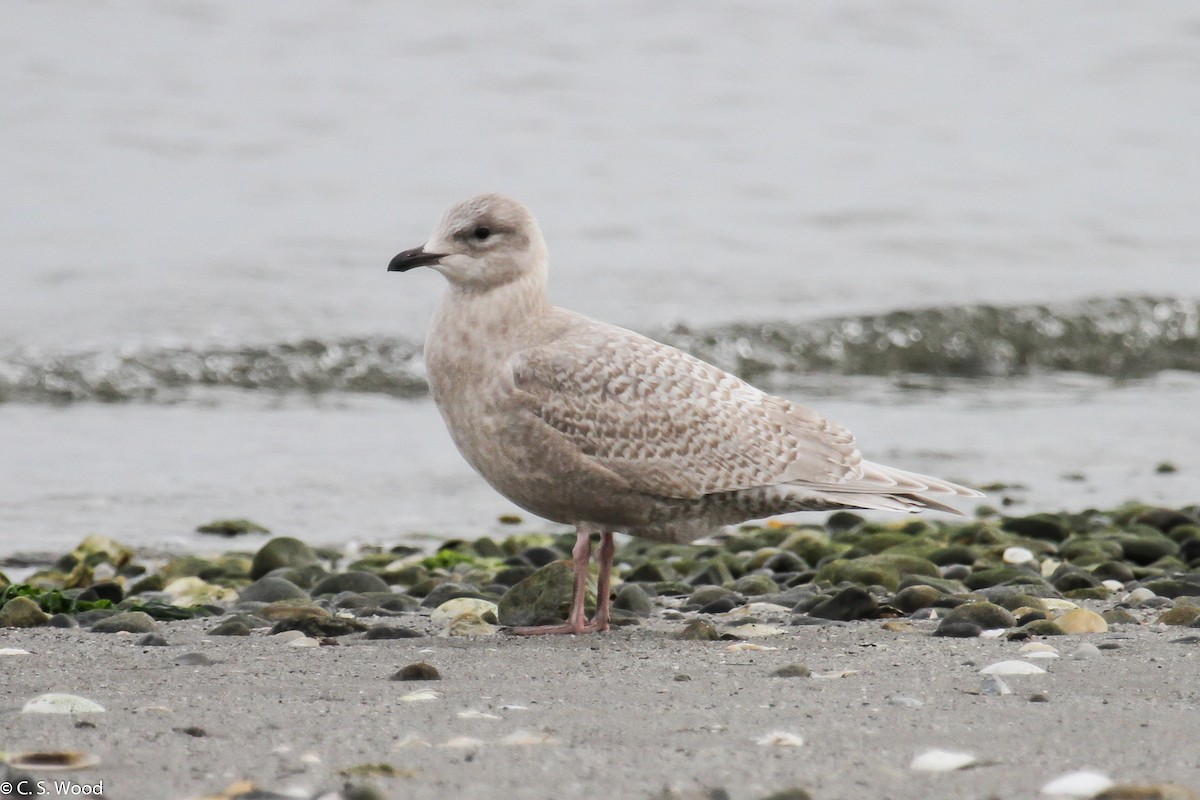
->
[500,729,557,746]
[22,693,106,714]
[755,731,805,747]
[934,621,983,638]
[770,663,811,678]
[980,660,1046,675]
[457,709,501,720]
[237,577,309,604]
[431,597,499,625]
[1098,785,1200,800]
[397,689,441,702]
[679,620,720,641]
[980,675,1013,696]
[1156,606,1200,626]
[136,633,170,647]
[909,749,977,772]
[1072,643,1102,659]
[1040,770,1114,797]
[889,695,924,708]
[1019,643,1061,659]
[91,611,159,634]
[310,570,391,596]
[268,616,368,638]
[613,583,655,617]
[725,623,787,638]
[807,586,878,621]
[174,652,216,666]
[363,625,425,639]
[0,596,50,628]
[1055,608,1109,634]
[4,751,101,771]
[250,536,320,580]
[270,630,308,643]
[208,618,253,636]
[392,662,441,681]
[443,611,499,637]
[1004,546,1035,564]
[286,636,320,648]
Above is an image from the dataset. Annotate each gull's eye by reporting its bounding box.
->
[473,226,491,241]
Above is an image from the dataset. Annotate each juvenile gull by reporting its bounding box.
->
[388,193,981,635]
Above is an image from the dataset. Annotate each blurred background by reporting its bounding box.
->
[2,1,1198,553]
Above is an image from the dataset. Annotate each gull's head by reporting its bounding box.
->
[388,193,548,290]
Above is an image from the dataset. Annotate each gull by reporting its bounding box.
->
[388,194,981,635]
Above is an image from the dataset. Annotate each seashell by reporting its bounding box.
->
[1040,770,1115,797]
[21,693,105,714]
[755,731,805,747]
[979,660,1045,675]
[910,748,977,772]
[6,751,101,770]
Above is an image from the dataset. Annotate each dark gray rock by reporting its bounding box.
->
[420,582,492,608]
[364,625,425,639]
[391,661,441,680]
[135,633,170,646]
[239,576,309,604]
[208,618,253,636]
[91,611,158,634]
[934,621,983,638]
[613,583,654,617]
[310,571,391,597]
[269,616,368,638]
[498,561,593,627]
[941,601,1016,629]
[250,537,320,580]
[807,586,878,621]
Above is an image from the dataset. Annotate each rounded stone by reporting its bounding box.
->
[91,611,158,634]
[497,561,594,627]
[239,576,309,604]
[268,616,368,638]
[679,619,719,640]
[613,583,654,617]
[1020,619,1067,636]
[1157,606,1200,626]
[1054,608,1108,634]
[807,586,878,621]
[942,601,1016,629]
[685,586,740,610]
[364,625,425,639]
[207,618,253,636]
[420,582,491,608]
[135,633,169,647]
[1102,608,1139,626]
[310,571,391,597]
[391,661,441,681]
[934,621,983,638]
[770,663,811,678]
[521,546,563,567]
[250,537,320,580]
[0,596,50,628]
[732,573,778,596]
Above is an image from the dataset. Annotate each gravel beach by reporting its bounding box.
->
[3,508,1200,799]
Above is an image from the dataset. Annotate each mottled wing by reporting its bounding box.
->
[509,318,863,500]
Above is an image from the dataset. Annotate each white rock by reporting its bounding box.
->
[457,709,502,720]
[980,628,1007,639]
[1072,643,1103,660]
[1100,580,1125,592]
[286,636,320,648]
[1040,558,1061,578]
[1019,643,1061,659]
[755,731,805,747]
[440,736,485,748]
[889,695,924,708]
[271,630,308,643]
[393,734,432,748]
[22,693,106,714]
[1042,598,1081,612]
[500,729,558,746]
[979,660,1046,675]
[1040,769,1115,797]
[398,689,441,702]
[980,675,1013,696]
[725,623,787,638]
[811,669,860,679]
[431,597,499,625]
[1003,546,1035,565]
[910,749,977,772]
[724,642,777,652]
[722,602,792,618]
[1124,587,1156,604]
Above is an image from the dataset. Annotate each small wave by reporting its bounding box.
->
[1,296,1196,404]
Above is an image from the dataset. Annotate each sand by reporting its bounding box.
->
[2,616,1198,800]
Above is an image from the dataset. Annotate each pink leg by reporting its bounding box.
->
[511,527,613,636]
[591,532,615,632]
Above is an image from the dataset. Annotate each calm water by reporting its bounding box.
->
[2,2,1198,554]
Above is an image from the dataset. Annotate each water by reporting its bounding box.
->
[2,1,1198,555]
